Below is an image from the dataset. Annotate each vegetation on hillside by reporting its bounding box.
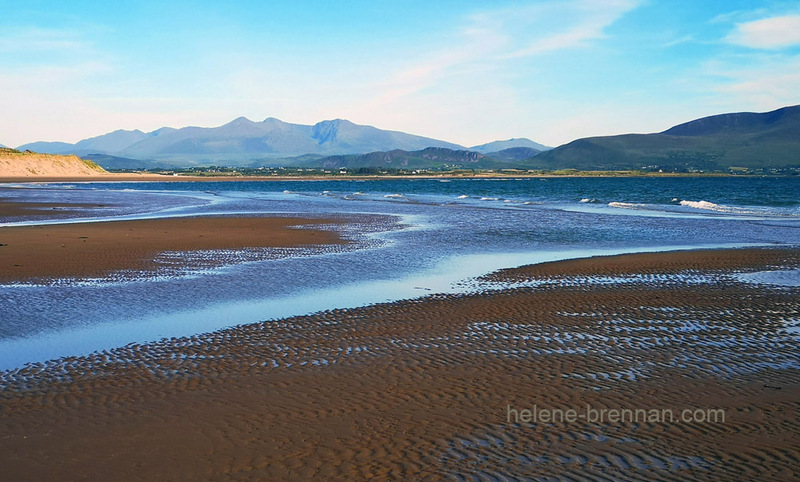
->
[532,105,800,171]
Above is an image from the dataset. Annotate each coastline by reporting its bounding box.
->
[0,170,780,184]
[2,246,799,479]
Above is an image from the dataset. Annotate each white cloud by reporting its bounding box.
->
[709,54,800,109]
[726,15,800,49]
[347,0,641,126]
[499,0,641,58]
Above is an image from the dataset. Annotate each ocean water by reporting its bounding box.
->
[1,176,799,369]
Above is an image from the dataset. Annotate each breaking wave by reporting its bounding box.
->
[679,200,724,211]
[608,202,649,210]
[678,199,776,216]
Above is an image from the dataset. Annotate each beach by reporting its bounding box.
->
[1,177,799,480]
[5,0,800,478]
[0,246,798,479]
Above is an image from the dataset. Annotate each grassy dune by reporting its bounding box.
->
[0,148,107,177]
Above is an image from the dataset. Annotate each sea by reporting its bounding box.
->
[1,176,799,370]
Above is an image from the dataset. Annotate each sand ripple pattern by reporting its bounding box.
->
[1,247,799,480]
[4,214,399,287]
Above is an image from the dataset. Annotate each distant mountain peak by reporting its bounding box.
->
[108,128,144,135]
[149,127,176,137]
[314,118,355,128]
[312,120,343,145]
[225,116,255,126]
[470,138,551,153]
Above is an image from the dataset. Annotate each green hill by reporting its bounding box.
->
[485,147,542,162]
[303,147,520,170]
[530,105,800,171]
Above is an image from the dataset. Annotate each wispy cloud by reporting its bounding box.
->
[708,53,800,108]
[710,8,768,25]
[365,0,641,109]
[725,15,800,49]
[497,0,641,58]
[0,27,89,53]
[662,34,695,48]
[322,0,643,146]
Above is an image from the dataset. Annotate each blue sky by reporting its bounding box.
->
[2,0,799,148]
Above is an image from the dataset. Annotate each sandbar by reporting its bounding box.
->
[0,216,346,282]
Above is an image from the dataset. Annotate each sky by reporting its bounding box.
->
[2,0,800,148]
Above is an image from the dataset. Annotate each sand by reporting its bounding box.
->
[0,216,347,283]
[0,151,106,177]
[0,173,185,183]
[0,200,113,219]
[1,247,799,480]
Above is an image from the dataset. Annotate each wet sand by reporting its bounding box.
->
[0,174,185,183]
[0,199,114,218]
[1,247,799,480]
[0,216,346,283]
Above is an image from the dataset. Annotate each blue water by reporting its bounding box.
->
[1,177,799,369]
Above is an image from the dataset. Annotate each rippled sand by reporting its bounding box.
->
[1,248,799,480]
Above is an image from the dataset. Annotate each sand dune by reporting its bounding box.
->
[0,149,107,177]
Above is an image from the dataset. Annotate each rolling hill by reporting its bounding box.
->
[485,147,542,162]
[302,147,521,170]
[530,105,800,171]
[470,138,550,153]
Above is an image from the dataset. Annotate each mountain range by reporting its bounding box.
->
[9,105,799,171]
[16,118,546,168]
[300,106,800,171]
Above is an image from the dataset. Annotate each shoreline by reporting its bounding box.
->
[0,171,786,184]
[2,246,799,479]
